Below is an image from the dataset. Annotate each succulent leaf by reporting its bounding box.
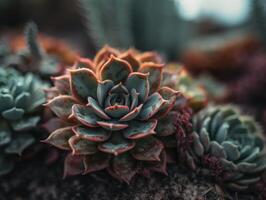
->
[46,95,78,120]
[70,68,98,101]
[72,126,110,142]
[44,127,74,150]
[131,136,163,161]
[100,56,132,84]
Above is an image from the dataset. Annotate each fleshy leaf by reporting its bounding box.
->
[0,122,11,146]
[5,134,35,155]
[69,135,97,155]
[11,116,40,131]
[0,94,14,112]
[87,97,110,120]
[139,63,163,93]
[138,92,165,120]
[105,105,129,118]
[74,57,95,71]
[98,134,135,156]
[42,118,71,133]
[120,104,143,122]
[2,107,24,121]
[109,153,137,184]
[119,50,140,71]
[83,152,110,174]
[156,113,176,136]
[126,72,149,102]
[123,120,157,139]
[15,92,30,109]
[72,126,110,142]
[52,75,70,95]
[154,87,180,118]
[97,80,114,106]
[131,136,163,161]
[97,121,128,131]
[46,95,77,120]
[99,55,132,84]
[72,104,100,127]
[63,154,84,178]
[94,45,119,66]
[70,68,98,101]
[44,126,73,150]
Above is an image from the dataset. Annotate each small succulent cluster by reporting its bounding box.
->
[185,105,266,191]
[44,46,185,182]
[162,64,208,111]
[0,66,48,175]
[7,22,66,77]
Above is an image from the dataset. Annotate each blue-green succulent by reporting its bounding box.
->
[0,67,48,175]
[186,105,266,191]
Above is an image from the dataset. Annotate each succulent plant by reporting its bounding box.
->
[162,64,208,111]
[8,22,64,77]
[44,46,183,182]
[185,105,266,191]
[0,67,48,175]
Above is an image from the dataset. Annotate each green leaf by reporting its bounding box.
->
[139,63,163,93]
[222,141,240,161]
[72,126,110,142]
[97,80,114,106]
[126,72,149,102]
[72,104,100,127]
[0,94,14,112]
[97,121,128,131]
[0,122,11,146]
[70,68,98,101]
[105,105,129,118]
[5,134,35,155]
[2,107,24,121]
[138,92,164,120]
[100,56,132,84]
[11,116,40,131]
[98,134,135,156]
[123,120,157,139]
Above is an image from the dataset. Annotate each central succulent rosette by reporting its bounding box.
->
[45,46,181,182]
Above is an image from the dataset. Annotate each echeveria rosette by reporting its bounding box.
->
[44,46,181,183]
[186,105,266,191]
[0,67,48,175]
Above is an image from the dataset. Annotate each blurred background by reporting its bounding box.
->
[1,0,266,130]
[0,0,262,58]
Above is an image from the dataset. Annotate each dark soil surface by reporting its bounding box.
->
[0,151,258,200]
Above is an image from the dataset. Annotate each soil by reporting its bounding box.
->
[0,151,259,200]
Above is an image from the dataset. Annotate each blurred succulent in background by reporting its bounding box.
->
[78,0,193,59]
[185,105,266,191]
[44,46,185,182]
[229,53,266,106]
[162,64,208,112]
[7,22,77,77]
[252,0,266,47]
[0,67,48,175]
[182,33,260,81]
